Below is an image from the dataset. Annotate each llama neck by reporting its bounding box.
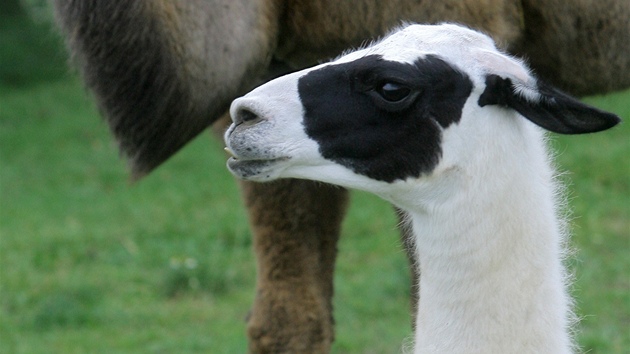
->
[403,134,573,353]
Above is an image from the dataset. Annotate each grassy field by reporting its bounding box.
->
[1,8,628,353]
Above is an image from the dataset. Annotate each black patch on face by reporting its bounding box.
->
[298,55,473,183]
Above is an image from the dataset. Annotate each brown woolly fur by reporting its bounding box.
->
[53,0,280,178]
[512,0,630,95]
[240,179,348,354]
[276,0,524,67]
[53,1,630,352]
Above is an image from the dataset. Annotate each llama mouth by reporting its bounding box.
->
[225,147,290,181]
[224,147,239,159]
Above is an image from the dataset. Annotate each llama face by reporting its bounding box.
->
[224,23,619,198]
[225,25,484,189]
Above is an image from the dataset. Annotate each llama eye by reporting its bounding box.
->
[376,82,411,102]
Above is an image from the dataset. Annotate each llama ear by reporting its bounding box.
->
[478,74,621,134]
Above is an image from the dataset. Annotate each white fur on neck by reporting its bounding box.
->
[399,104,574,353]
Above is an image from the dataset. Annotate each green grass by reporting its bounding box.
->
[1,10,628,353]
[0,4,67,91]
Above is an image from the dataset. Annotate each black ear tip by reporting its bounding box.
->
[604,112,622,129]
[583,107,622,134]
[545,105,622,135]
[608,113,622,126]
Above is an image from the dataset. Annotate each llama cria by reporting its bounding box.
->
[224,24,620,353]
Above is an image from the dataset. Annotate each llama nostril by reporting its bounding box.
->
[235,108,261,125]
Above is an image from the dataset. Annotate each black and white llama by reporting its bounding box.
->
[224,24,620,353]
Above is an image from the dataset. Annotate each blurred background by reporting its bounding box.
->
[1,1,628,352]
